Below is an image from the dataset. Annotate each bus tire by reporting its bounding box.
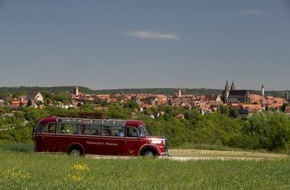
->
[69,147,83,156]
[141,149,156,157]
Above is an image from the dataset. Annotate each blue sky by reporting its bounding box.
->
[0,0,290,91]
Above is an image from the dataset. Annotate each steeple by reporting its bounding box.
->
[231,81,235,90]
[74,86,79,96]
[225,80,229,91]
[224,80,230,102]
[178,87,181,98]
[261,84,265,97]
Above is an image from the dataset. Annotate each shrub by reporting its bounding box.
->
[243,111,290,151]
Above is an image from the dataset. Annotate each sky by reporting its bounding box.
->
[0,0,290,91]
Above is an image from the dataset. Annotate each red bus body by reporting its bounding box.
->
[33,116,168,156]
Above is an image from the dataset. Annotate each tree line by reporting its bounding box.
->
[0,86,288,97]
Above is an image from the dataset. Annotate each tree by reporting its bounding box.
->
[0,90,12,103]
[53,92,72,105]
[220,105,229,116]
[79,103,94,112]
[0,90,10,101]
[0,107,4,115]
[27,99,32,107]
[244,111,290,151]
[229,108,239,118]
[124,101,139,110]
[281,103,289,113]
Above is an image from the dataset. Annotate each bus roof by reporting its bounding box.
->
[38,116,145,128]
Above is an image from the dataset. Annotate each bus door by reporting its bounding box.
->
[124,127,143,155]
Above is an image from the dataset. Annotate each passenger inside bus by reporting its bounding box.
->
[102,129,111,136]
[118,129,124,137]
[126,128,137,137]
[60,124,69,133]
[131,128,137,137]
[81,125,87,134]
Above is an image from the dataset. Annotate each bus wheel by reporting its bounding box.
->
[69,147,82,156]
[142,150,155,157]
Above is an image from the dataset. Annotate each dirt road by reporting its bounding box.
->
[87,149,289,161]
[167,149,289,161]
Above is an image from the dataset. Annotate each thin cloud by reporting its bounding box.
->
[240,9,265,16]
[121,30,179,40]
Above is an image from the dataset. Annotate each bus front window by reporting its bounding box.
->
[138,126,148,137]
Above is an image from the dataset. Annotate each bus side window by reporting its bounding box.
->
[90,125,102,135]
[93,128,101,135]
[117,127,125,137]
[126,127,138,137]
[73,124,80,134]
[57,123,71,134]
[111,126,125,137]
[44,123,55,133]
[66,123,78,134]
[102,128,111,136]
[81,124,90,135]
[56,124,61,134]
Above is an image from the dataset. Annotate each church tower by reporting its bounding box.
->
[224,80,230,102]
[74,86,79,96]
[231,81,235,90]
[261,84,265,97]
[178,87,181,98]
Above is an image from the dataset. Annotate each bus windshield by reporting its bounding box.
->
[138,126,148,137]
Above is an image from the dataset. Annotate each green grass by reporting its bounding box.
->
[0,143,34,153]
[176,143,243,150]
[1,144,290,190]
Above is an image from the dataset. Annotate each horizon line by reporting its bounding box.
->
[0,86,289,92]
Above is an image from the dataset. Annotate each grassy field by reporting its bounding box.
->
[0,143,290,190]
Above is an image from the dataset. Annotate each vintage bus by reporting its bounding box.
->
[33,116,168,156]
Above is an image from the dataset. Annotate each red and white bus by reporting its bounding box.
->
[33,116,168,156]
